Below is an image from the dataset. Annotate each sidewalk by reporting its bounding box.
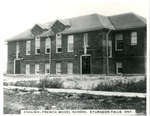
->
[4,86,146,98]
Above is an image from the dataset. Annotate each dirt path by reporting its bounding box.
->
[4,86,146,98]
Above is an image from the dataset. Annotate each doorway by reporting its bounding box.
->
[81,55,91,74]
[15,60,21,74]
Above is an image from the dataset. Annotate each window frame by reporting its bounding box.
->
[131,32,137,46]
[108,40,112,58]
[45,63,50,74]
[35,36,40,55]
[56,62,61,74]
[45,37,51,54]
[67,35,74,52]
[26,40,31,55]
[84,33,88,47]
[56,33,62,53]
[16,42,20,58]
[116,62,123,74]
[35,64,40,74]
[67,62,73,74]
[115,33,123,51]
[26,64,30,74]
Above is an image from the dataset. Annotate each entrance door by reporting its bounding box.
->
[82,56,91,74]
[15,60,21,74]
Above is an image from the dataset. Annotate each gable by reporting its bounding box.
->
[51,20,66,34]
[31,24,47,36]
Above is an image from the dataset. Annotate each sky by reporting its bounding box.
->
[0,0,148,73]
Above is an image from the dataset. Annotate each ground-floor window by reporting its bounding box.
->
[67,62,73,74]
[56,62,61,74]
[45,63,50,74]
[35,64,40,74]
[26,64,30,74]
[116,62,123,74]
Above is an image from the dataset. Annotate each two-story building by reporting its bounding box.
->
[6,12,146,75]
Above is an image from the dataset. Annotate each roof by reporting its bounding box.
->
[6,12,146,42]
[109,12,146,30]
[6,29,34,42]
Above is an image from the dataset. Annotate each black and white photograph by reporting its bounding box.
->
[0,0,148,116]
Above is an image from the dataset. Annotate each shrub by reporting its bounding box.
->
[14,80,38,87]
[93,78,146,93]
[38,77,64,89]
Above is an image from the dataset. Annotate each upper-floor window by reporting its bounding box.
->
[67,35,74,52]
[26,40,31,55]
[108,40,112,58]
[16,42,19,58]
[35,36,40,54]
[56,34,62,53]
[45,38,51,54]
[115,34,123,51]
[131,32,137,46]
[45,63,50,74]
[84,33,88,47]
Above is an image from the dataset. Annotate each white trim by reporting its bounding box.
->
[80,54,92,74]
[26,40,31,55]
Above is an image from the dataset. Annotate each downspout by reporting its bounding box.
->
[47,35,51,75]
[106,29,112,75]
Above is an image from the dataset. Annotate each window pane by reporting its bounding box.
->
[56,63,61,74]
[16,42,19,58]
[84,33,88,47]
[67,62,73,74]
[68,35,74,52]
[115,34,123,51]
[45,63,50,74]
[56,34,62,53]
[116,63,123,74]
[26,41,31,55]
[35,64,40,74]
[35,37,40,54]
[45,38,51,54]
[26,64,30,74]
[131,32,137,45]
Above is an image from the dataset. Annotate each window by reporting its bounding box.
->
[26,41,31,55]
[115,34,123,51]
[116,62,123,74]
[35,64,40,74]
[67,62,73,74]
[84,33,88,47]
[45,38,51,54]
[108,40,112,58]
[45,63,50,74]
[35,36,40,54]
[16,42,20,58]
[56,34,62,53]
[131,32,137,45]
[26,64,30,74]
[56,63,61,74]
[67,35,74,52]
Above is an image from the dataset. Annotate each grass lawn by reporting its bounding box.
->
[4,88,146,114]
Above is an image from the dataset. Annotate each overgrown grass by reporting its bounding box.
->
[94,78,146,93]
[38,78,64,89]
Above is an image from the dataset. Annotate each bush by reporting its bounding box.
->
[93,78,146,93]
[14,80,38,87]
[38,78,64,89]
